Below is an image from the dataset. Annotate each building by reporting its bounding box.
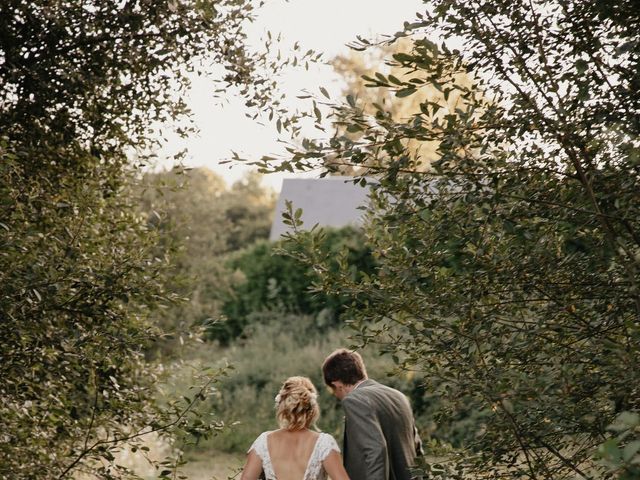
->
[269,177,372,241]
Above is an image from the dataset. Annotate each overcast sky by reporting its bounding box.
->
[157,0,425,191]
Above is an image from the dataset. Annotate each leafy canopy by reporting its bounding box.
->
[0,0,271,478]
[266,0,640,479]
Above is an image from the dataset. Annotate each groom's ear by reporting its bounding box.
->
[329,381,347,399]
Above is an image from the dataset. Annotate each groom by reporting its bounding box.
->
[322,348,423,480]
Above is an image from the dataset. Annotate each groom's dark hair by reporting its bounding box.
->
[322,348,367,386]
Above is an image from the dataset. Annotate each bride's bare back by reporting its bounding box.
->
[240,376,349,480]
[267,429,320,480]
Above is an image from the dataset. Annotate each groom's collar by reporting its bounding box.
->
[353,378,377,390]
[353,379,367,390]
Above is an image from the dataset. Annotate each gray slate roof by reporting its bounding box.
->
[269,177,372,241]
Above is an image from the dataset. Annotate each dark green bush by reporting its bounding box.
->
[210,226,376,343]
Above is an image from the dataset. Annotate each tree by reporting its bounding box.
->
[213,226,376,344]
[139,167,275,355]
[0,1,270,477]
[261,0,640,478]
[329,38,474,176]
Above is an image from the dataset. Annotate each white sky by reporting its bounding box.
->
[157,0,425,192]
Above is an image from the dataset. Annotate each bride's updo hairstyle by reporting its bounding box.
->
[275,376,320,431]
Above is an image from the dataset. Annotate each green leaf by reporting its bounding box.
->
[575,59,589,74]
[396,88,417,98]
[623,441,640,462]
[392,53,414,63]
[599,439,622,460]
[313,102,322,123]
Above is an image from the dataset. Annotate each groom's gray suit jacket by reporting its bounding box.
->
[341,379,423,480]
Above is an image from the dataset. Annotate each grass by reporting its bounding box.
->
[178,450,244,480]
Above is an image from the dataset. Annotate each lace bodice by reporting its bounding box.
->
[248,431,340,480]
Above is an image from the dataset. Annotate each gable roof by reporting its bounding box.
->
[269,177,372,241]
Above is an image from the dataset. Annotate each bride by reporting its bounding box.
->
[240,376,350,480]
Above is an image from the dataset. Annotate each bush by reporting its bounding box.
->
[0,0,269,474]
[210,227,376,344]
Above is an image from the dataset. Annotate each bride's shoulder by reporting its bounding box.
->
[248,430,273,454]
[316,432,341,455]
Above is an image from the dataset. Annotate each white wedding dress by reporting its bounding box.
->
[248,431,340,480]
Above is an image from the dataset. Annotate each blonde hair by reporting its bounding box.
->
[275,376,320,431]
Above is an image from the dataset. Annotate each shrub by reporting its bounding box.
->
[210,227,376,344]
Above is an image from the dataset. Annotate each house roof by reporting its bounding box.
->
[269,177,372,241]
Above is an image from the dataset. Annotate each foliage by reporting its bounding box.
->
[1,145,171,479]
[141,168,274,258]
[0,0,270,477]
[139,167,275,357]
[0,0,269,152]
[260,0,640,478]
[212,227,376,344]
[597,412,640,480]
[329,37,473,177]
